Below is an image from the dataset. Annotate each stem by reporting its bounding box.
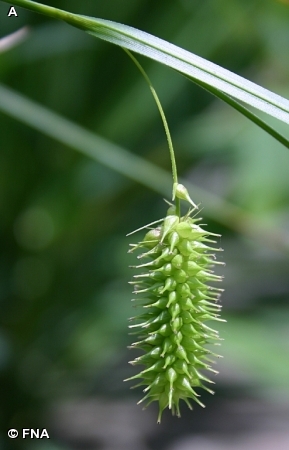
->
[1,0,77,24]
[124,49,181,216]
[1,82,289,253]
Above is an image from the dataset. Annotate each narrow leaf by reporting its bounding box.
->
[2,0,289,125]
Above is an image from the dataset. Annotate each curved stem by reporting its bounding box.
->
[123,48,180,216]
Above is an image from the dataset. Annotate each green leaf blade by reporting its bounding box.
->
[84,17,289,124]
[2,0,289,124]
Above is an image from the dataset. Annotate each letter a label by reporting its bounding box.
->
[8,7,18,17]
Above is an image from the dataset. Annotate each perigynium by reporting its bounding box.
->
[125,184,225,422]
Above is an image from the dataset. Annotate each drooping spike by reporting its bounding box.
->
[127,187,224,422]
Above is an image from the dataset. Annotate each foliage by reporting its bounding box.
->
[0,0,289,444]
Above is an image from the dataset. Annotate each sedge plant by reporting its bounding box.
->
[1,0,289,422]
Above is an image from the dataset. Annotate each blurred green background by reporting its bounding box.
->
[1,0,289,449]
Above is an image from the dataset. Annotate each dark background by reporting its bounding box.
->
[1,0,289,449]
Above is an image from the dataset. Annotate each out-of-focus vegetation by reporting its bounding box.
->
[0,0,289,448]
